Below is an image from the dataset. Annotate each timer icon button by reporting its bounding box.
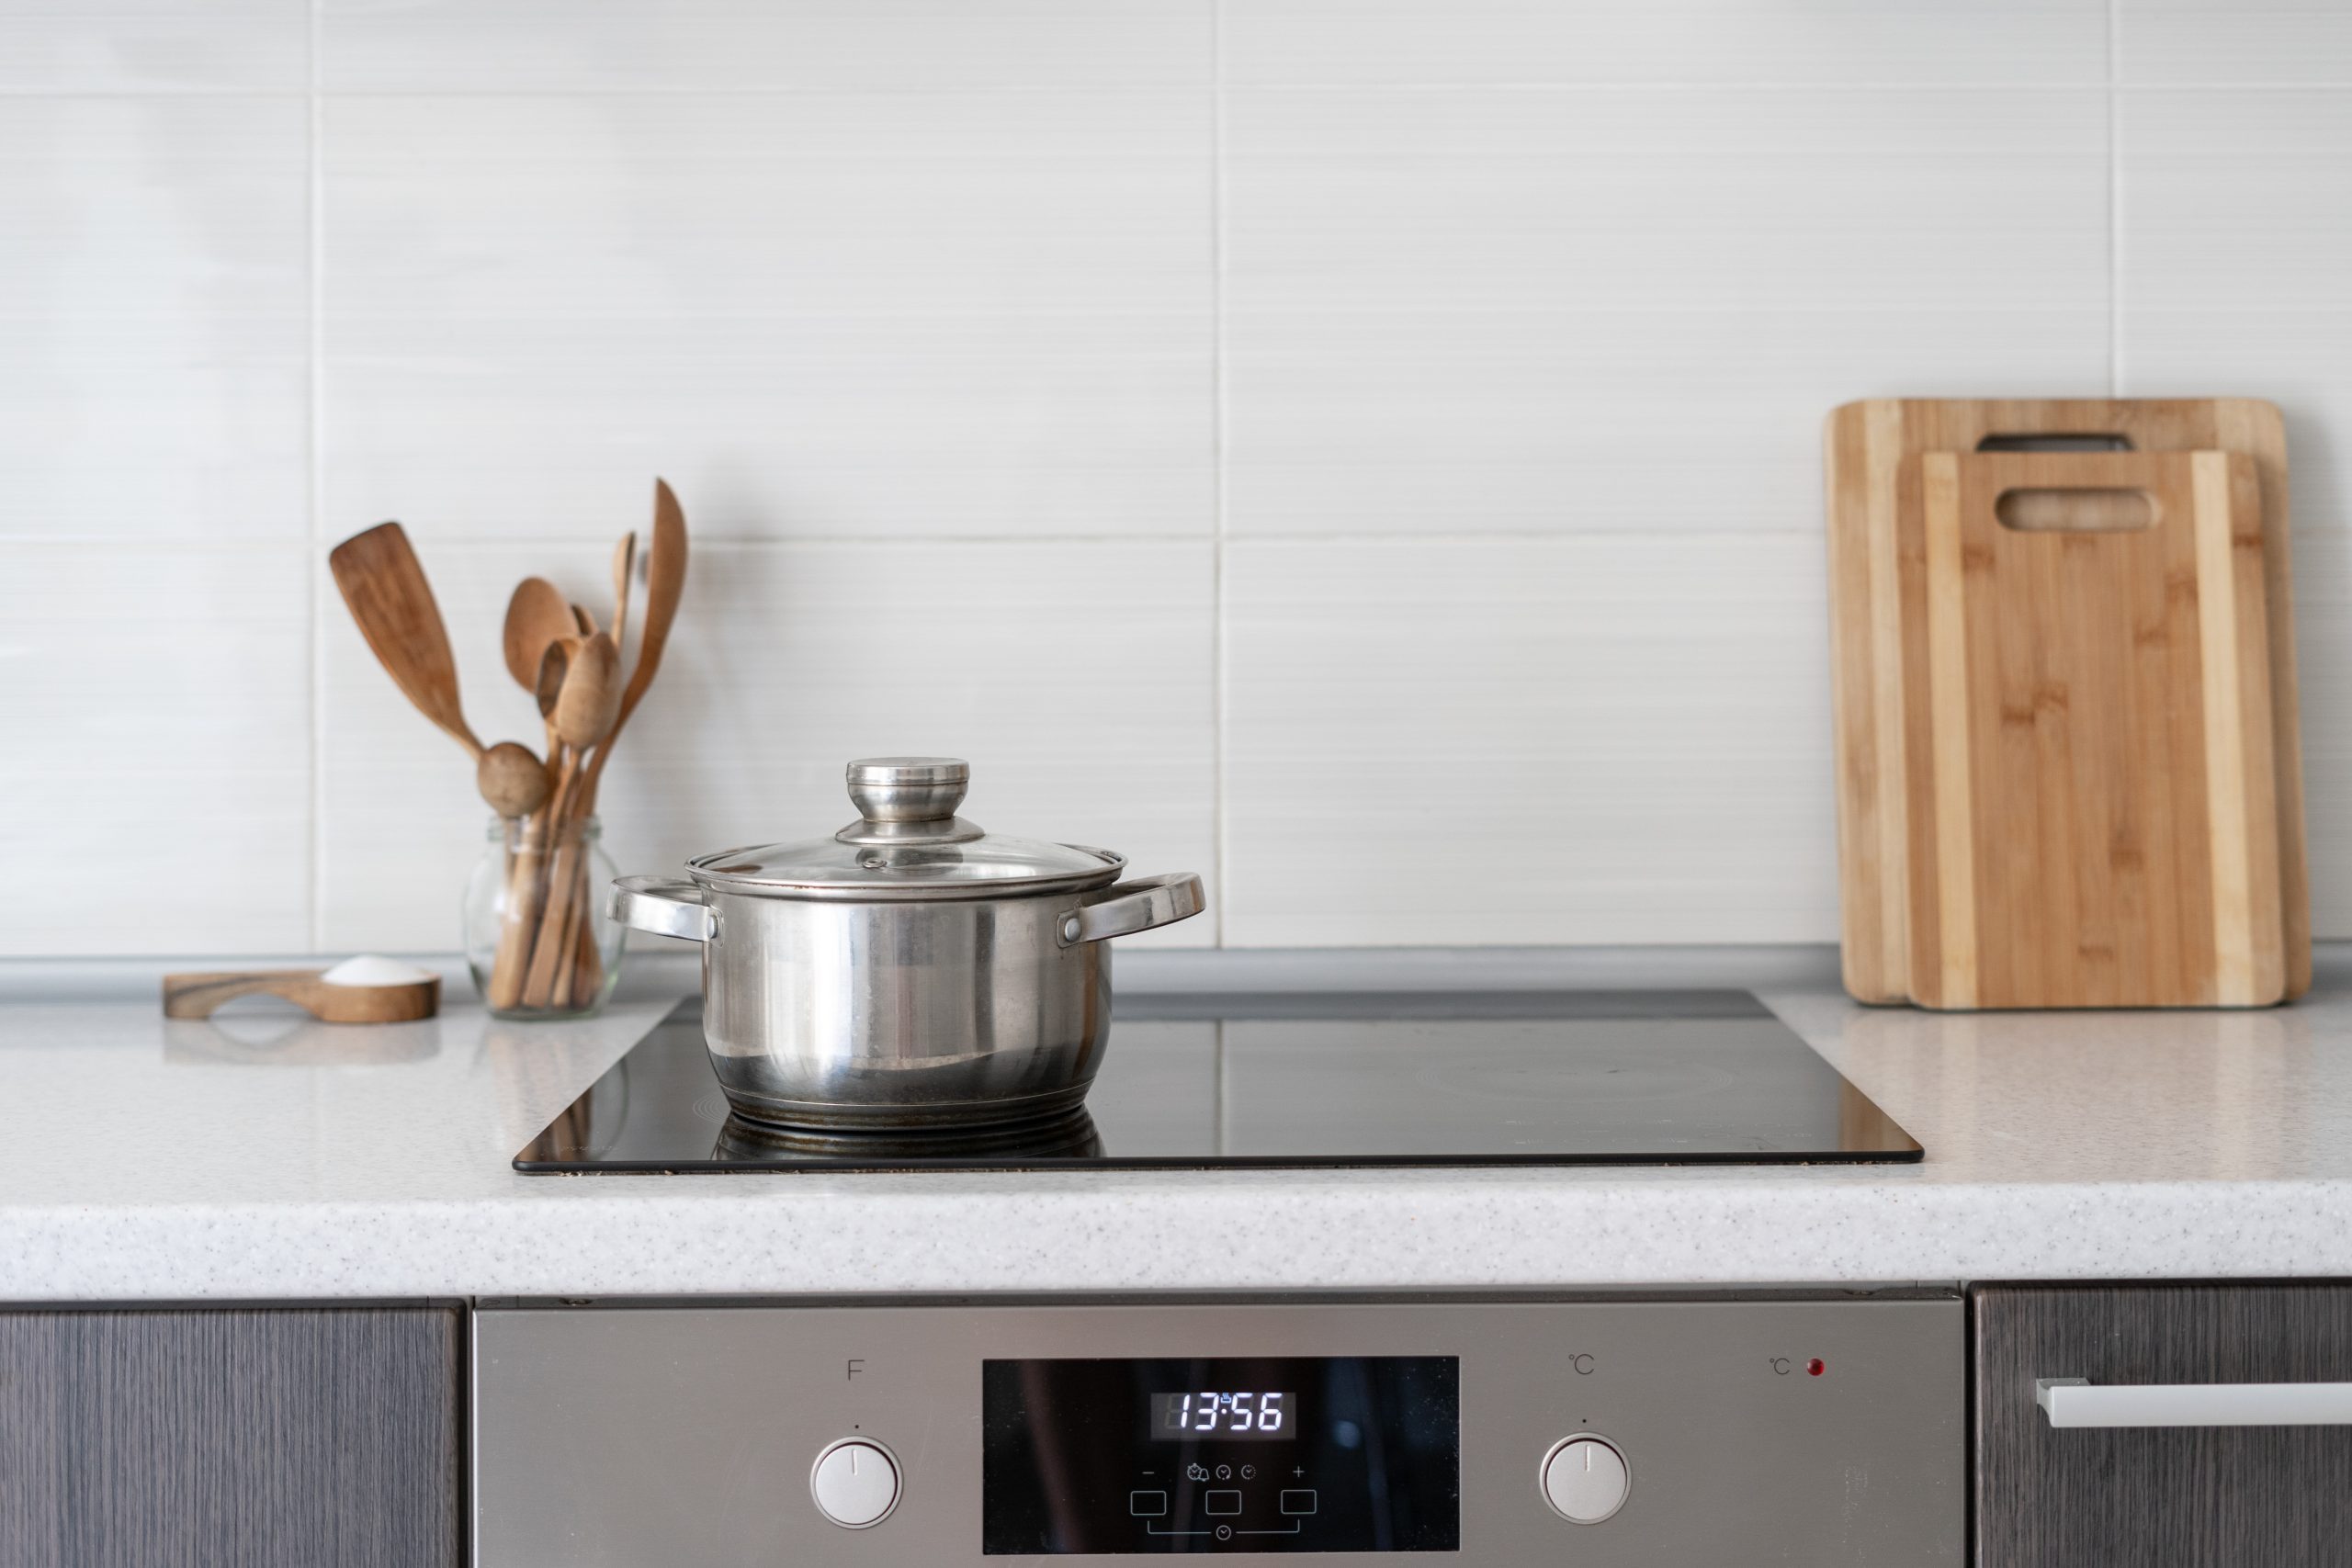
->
[1541,1436,1629,1525]
[810,1439,900,1529]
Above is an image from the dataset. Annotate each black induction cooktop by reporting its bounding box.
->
[514,990,1921,1172]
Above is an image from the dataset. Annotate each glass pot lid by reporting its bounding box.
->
[684,758,1126,900]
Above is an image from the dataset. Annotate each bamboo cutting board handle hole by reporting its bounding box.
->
[1975,432,2135,454]
[1994,486,2160,533]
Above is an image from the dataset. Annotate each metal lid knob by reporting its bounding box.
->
[846,757,968,823]
[837,757,983,846]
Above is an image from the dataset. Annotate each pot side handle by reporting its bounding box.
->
[609,874,718,942]
[1061,873,1205,945]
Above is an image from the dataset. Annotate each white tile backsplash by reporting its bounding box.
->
[1225,307,2113,536]
[317,0,1213,93]
[2118,86,2352,529]
[0,546,310,954]
[0,0,308,94]
[1224,0,2108,85]
[0,96,310,543]
[2118,89,2352,312]
[1223,85,2110,536]
[318,89,1215,541]
[1224,88,2110,312]
[2119,0,2352,85]
[1224,535,1838,945]
[14,0,2352,959]
[2284,536,2352,938]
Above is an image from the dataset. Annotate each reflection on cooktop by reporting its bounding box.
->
[515,991,1922,1173]
[711,1107,1104,1162]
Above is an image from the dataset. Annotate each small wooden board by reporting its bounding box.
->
[1825,399,2306,1006]
[1898,450,2282,1010]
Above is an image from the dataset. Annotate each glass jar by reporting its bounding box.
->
[463,814,625,1020]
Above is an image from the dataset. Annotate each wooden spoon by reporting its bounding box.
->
[163,968,439,1025]
[503,578,574,773]
[476,740,551,818]
[570,603,597,637]
[553,631,622,750]
[610,531,638,653]
[502,577,573,692]
[534,637,575,736]
[329,522,481,760]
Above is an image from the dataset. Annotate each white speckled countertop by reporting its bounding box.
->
[5,951,2351,1302]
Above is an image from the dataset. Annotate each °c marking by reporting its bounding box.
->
[847,1359,866,1381]
[1568,1354,1596,1376]
[1770,1357,1792,1376]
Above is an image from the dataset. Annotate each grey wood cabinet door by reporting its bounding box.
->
[1975,1282,2352,1568]
[0,1304,463,1568]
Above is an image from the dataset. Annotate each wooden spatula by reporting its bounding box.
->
[329,522,482,760]
[579,478,687,809]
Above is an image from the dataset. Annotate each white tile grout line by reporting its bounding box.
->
[2109,0,2123,398]
[1210,0,1231,951]
[306,0,326,953]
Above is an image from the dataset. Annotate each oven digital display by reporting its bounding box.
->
[982,1357,1459,1555]
[1149,1390,1296,1440]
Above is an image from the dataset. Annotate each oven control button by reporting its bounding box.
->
[1541,1435,1629,1524]
[811,1438,900,1529]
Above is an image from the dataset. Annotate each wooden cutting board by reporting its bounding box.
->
[1898,450,2282,1010]
[1824,399,2307,1005]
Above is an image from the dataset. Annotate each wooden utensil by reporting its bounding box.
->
[503,576,574,784]
[476,740,551,818]
[328,522,482,761]
[553,630,621,750]
[1824,398,2306,1003]
[538,487,684,1009]
[162,969,439,1024]
[578,479,688,814]
[481,480,689,1015]
[1897,449,2282,1009]
[534,636,574,729]
[523,631,625,1006]
[571,603,597,637]
[502,577,573,692]
[610,531,638,653]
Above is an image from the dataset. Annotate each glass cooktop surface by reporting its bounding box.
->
[515,990,1922,1172]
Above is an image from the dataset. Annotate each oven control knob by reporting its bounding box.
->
[811,1438,900,1529]
[1541,1435,1628,1524]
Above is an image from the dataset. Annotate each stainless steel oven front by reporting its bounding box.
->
[473,1291,1963,1566]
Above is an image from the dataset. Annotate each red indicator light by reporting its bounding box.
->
[1806,1359,1826,1377]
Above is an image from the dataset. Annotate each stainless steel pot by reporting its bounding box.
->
[607,757,1204,1130]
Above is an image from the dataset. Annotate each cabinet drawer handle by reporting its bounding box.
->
[2037,1378,2352,1427]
